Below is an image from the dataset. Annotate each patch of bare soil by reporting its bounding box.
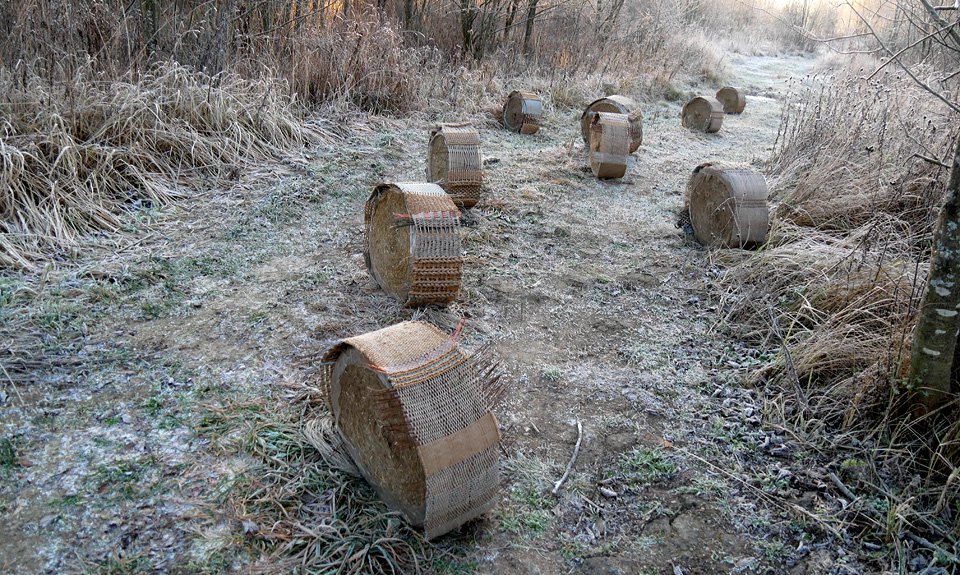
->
[0,53,846,574]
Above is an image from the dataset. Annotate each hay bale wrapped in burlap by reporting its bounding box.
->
[580,95,643,153]
[319,320,505,540]
[427,123,483,208]
[715,87,747,114]
[687,162,769,249]
[681,97,724,133]
[502,90,542,134]
[365,183,462,306]
[589,112,630,179]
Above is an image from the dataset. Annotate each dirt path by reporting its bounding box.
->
[1,53,820,574]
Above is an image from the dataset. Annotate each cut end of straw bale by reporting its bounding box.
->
[427,123,483,208]
[715,87,747,114]
[503,90,542,134]
[580,95,643,153]
[687,162,769,249]
[681,97,724,133]
[320,320,506,539]
[364,183,463,307]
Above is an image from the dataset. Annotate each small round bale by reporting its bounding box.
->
[580,95,643,153]
[365,183,462,306]
[715,87,747,114]
[427,123,483,208]
[681,97,724,133]
[589,112,630,180]
[323,320,504,540]
[687,162,769,249]
[503,90,542,134]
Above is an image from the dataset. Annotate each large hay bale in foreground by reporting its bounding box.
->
[681,97,724,133]
[502,90,542,134]
[365,183,462,306]
[427,123,483,208]
[580,95,643,153]
[589,112,630,180]
[687,162,769,248]
[715,87,747,114]
[320,320,505,540]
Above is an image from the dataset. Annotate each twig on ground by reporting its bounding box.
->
[552,419,583,495]
[827,471,858,503]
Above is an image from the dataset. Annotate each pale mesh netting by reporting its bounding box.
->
[687,162,769,249]
[364,183,463,307]
[428,123,483,208]
[503,90,542,135]
[580,95,643,153]
[316,321,505,540]
[589,112,631,179]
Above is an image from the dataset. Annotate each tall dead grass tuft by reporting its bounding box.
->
[0,61,312,269]
[716,62,960,562]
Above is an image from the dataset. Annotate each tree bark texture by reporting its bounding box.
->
[910,131,960,410]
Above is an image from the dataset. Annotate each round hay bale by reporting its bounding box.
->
[321,320,505,540]
[502,90,542,134]
[364,183,462,306]
[427,123,483,209]
[589,112,630,180]
[580,95,643,153]
[681,97,724,133]
[687,162,769,249]
[715,86,746,114]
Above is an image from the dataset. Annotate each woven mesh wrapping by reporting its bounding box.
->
[319,321,504,540]
[716,87,747,114]
[589,112,630,180]
[687,162,769,249]
[681,97,724,133]
[503,90,542,134]
[427,124,483,208]
[580,95,643,153]
[364,183,463,307]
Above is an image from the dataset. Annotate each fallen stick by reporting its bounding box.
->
[552,420,583,494]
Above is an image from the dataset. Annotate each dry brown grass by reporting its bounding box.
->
[0,61,313,270]
[716,62,960,564]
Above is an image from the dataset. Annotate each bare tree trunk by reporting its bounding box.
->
[909,131,960,411]
[404,0,413,27]
[522,0,537,54]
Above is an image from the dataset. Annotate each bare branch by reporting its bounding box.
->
[867,20,960,81]
[847,1,960,114]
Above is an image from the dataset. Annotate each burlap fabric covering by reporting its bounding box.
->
[502,90,542,134]
[427,124,483,208]
[681,97,724,133]
[364,183,463,306]
[687,162,769,248]
[716,87,747,114]
[580,95,643,153]
[589,112,630,179]
[318,321,505,540]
